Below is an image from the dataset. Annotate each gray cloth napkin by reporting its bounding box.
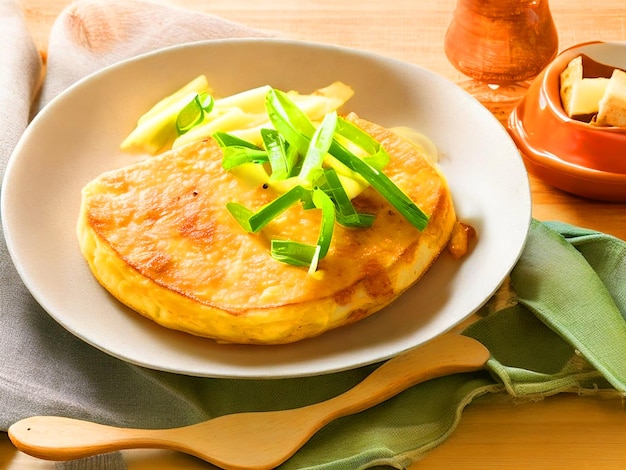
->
[36,0,276,108]
[0,0,42,176]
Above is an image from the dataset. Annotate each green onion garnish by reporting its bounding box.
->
[298,111,337,183]
[175,92,215,135]
[269,187,335,273]
[220,147,269,170]
[182,86,430,273]
[264,89,428,231]
[214,131,260,149]
[226,185,313,233]
[335,118,390,170]
[271,241,319,268]
[215,132,269,170]
[261,129,291,181]
[266,88,315,155]
[316,169,375,228]
[311,187,335,259]
[328,136,429,231]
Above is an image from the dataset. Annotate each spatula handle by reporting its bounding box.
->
[320,334,490,417]
[8,416,161,461]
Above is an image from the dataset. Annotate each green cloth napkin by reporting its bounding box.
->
[279,219,626,469]
[2,1,626,469]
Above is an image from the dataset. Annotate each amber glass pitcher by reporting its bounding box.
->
[445,0,558,108]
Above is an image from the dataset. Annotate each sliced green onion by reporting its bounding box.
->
[271,241,319,267]
[226,185,312,233]
[261,129,290,181]
[121,76,210,155]
[265,90,427,230]
[224,203,255,233]
[317,169,374,228]
[175,98,203,135]
[307,245,323,276]
[285,143,300,177]
[215,131,268,170]
[265,88,316,155]
[221,147,269,170]
[299,111,337,183]
[198,92,215,111]
[335,118,389,170]
[311,187,335,259]
[269,188,335,271]
[285,144,302,177]
[175,92,215,135]
[328,139,429,231]
[214,131,260,149]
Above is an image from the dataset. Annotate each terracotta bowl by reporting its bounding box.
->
[508,41,626,201]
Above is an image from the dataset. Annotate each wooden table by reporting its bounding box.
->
[3,0,626,468]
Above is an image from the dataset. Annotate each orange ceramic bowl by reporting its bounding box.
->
[508,41,626,201]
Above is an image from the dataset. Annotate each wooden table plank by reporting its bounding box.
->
[6,0,626,468]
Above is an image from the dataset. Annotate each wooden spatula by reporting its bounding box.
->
[8,334,489,470]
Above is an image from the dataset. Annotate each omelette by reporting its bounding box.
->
[77,112,466,345]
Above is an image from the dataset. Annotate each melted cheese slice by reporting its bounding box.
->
[77,114,459,344]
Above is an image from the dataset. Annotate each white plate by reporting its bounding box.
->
[2,39,531,378]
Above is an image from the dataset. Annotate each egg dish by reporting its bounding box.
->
[77,83,469,345]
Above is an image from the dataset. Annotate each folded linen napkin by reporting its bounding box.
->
[2,1,626,469]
